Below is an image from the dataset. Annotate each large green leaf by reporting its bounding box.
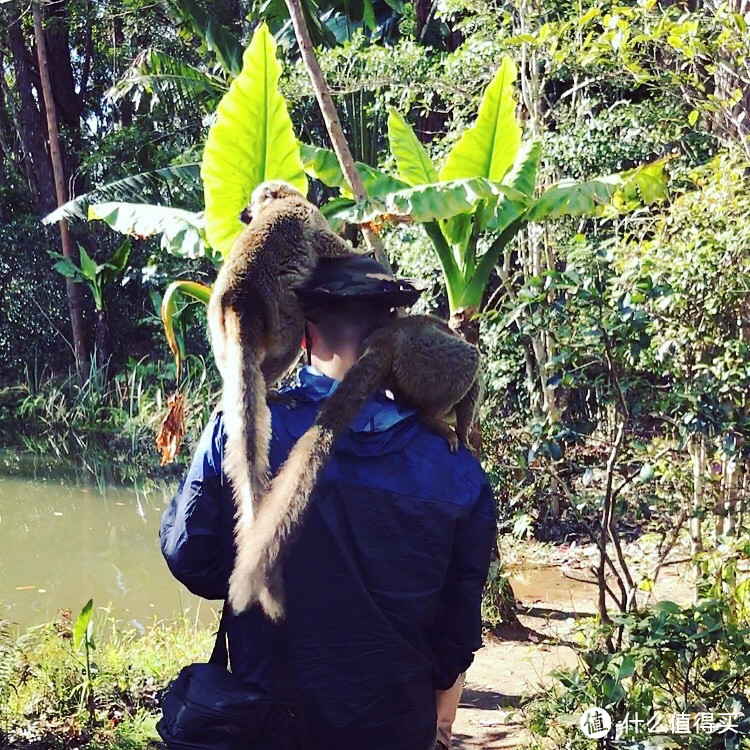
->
[386,109,438,186]
[527,160,668,222]
[617,160,670,205]
[336,178,529,225]
[201,24,307,258]
[73,599,93,651]
[43,165,202,224]
[440,57,522,183]
[485,140,541,232]
[527,174,627,221]
[501,139,541,198]
[108,49,227,113]
[161,280,212,377]
[88,203,210,259]
[99,239,132,287]
[49,254,82,281]
[301,144,408,197]
[78,245,98,283]
[166,0,243,76]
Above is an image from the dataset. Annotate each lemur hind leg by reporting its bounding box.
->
[420,410,460,453]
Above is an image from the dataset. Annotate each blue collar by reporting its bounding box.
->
[296,366,416,433]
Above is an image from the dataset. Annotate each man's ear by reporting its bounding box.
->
[304,320,319,365]
[305,320,321,346]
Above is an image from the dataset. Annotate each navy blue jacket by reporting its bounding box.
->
[160,367,496,750]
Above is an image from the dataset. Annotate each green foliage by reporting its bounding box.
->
[73,599,96,721]
[0,216,74,379]
[481,559,518,629]
[51,240,131,312]
[165,0,243,76]
[1,354,218,483]
[0,608,214,748]
[88,203,210,260]
[44,166,204,225]
[301,143,408,198]
[530,579,750,748]
[160,280,213,379]
[109,49,228,115]
[614,148,750,439]
[201,23,308,258]
[387,108,438,186]
[307,55,667,318]
[439,57,521,183]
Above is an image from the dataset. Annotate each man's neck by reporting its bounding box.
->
[310,348,358,382]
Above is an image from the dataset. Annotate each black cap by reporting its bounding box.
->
[294,254,423,309]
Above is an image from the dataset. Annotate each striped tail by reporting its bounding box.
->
[222,310,271,551]
[229,345,392,617]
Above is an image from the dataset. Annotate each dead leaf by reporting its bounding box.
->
[156,390,186,465]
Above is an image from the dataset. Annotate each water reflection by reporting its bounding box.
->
[0,466,210,630]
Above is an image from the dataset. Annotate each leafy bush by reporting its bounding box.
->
[528,542,750,748]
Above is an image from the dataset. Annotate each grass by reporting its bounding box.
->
[0,354,220,487]
[0,608,215,749]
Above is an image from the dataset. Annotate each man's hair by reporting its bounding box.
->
[305,299,396,350]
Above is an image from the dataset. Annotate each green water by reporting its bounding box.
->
[0,467,209,631]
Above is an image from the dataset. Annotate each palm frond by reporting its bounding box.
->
[107,49,228,113]
[165,0,243,76]
[43,164,202,224]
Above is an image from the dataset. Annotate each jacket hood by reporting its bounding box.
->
[277,366,421,457]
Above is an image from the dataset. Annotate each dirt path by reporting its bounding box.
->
[452,544,694,748]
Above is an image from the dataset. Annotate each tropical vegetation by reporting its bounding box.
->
[1,0,749,747]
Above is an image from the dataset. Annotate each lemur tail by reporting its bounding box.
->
[222,309,271,548]
[228,344,393,617]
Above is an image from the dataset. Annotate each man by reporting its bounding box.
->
[160,254,496,749]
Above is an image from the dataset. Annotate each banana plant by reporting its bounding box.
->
[305,56,668,344]
[43,164,203,225]
[85,22,307,379]
[87,202,211,259]
[160,280,213,382]
[50,239,131,371]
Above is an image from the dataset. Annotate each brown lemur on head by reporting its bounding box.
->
[207,180,352,618]
[228,312,481,616]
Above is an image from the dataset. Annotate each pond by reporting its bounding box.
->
[0,462,209,632]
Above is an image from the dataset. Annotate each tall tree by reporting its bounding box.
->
[31,0,89,376]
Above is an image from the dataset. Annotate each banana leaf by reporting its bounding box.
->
[440,57,522,183]
[43,165,202,224]
[201,23,307,258]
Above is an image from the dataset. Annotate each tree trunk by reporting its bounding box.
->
[94,309,112,377]
[5,2,57,213]
[32,0,89,379]
[282,0,388,267]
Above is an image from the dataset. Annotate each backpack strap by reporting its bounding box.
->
[209,602,295,698]
[208,602,230,668]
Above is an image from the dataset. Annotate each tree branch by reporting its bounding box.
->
[283,0,388,266]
